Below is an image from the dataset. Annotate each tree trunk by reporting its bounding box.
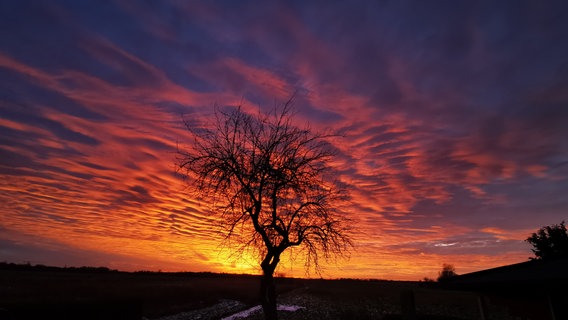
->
[260,270,277,320]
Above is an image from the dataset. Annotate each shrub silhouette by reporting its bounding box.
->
[437,264,457,282]
[526,221,568,260]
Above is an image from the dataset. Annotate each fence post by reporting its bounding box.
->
[477,295,488,320]
[401,290,417,320]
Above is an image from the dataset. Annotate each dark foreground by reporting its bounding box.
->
[0,265,541,320]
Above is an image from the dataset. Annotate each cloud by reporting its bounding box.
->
[1,0,567,280]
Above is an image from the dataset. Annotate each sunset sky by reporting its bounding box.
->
[1,1,567,280]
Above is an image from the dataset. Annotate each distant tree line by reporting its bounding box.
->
[0,262,267,279]
[0,262,118,273]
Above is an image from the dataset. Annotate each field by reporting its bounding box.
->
[0,266,514,320]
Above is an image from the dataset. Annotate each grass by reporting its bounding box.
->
[0,267,515,320]
[259,279,483,320]
[1,269,264,319]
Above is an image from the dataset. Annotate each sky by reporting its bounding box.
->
[1,0,567,280]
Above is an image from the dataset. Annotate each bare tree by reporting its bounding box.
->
[177,101,351,320]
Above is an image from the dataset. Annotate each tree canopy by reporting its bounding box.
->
[437,263,457,282]
[526,221,568,260]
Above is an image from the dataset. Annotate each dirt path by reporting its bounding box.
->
[151,299,246,320]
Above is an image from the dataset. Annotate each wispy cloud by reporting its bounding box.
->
[1,0,567,279]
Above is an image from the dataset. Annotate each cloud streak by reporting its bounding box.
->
[1,0,567,280]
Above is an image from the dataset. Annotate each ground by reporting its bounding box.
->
[0,268,518,320]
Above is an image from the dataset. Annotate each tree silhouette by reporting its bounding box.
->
[177,101,351,319]
[437,263,457,282]
[526,221,568,260]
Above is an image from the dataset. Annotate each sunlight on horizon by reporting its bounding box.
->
[1,1,566,281]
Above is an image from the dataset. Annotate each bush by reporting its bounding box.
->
[437,264,457,282]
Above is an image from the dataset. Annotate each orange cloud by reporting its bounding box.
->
[2,0,566,281]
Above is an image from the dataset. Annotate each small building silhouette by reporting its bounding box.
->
[444,258,568,320]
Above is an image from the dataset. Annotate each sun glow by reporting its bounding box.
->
[1,0,566,281]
